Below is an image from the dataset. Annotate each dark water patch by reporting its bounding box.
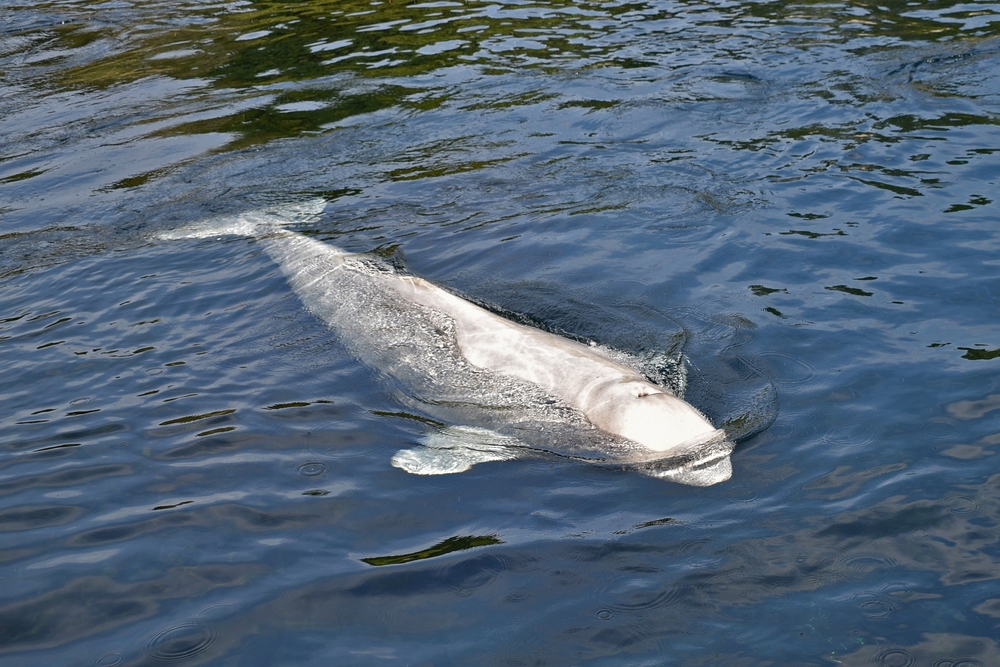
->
[563,540,685,564]
[362,534,503,566]
[0,548,48,565]
[4,422,128,454]
[825,284,874,297]
[265,402,311,410]
[69,506,242,547]
[206,505,319,532]
[160,392,195,403]
[632,517,677,531]
[589,625,648,649]
[816,505,945,542]
[803,463,909,501]
[158,409,236,426]
[71,525,141,547]
[65,409,100,417]
[153,434,247,460]
[262,399,342,421]
[42,316,72,329]
[32,442,82,453]
[0,564,264,655]
[152,500,194,512]
[196,426,236,437]
[0,504,84,531]
[781,229,848,239]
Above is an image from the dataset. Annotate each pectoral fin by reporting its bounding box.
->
[391,425,521,475]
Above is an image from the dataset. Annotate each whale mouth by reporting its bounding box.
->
[647,452,733,486]
[628,430,735,486]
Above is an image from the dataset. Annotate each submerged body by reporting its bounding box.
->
[164,207,733,485]
[256,227,733,485]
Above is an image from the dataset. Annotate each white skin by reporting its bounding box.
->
[393,276,723,456]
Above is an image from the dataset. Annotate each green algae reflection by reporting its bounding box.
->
[361,534,503,566]
[37,0,1000,155]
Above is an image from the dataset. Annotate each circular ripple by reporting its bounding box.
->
[753,352,815,385]
[879,581,915,601]
[723,480,766,507]
[145,623,215,663]
[193,601,241,620]
[677,538,710,555]
[838,553,899,582]
[609,585,681,612]
[951,660,985,667]
[94,653,125,667]
[365,591,394,626]
[766,422,795,439]
[876,648,914,667]
[920,418,959,440]
[505,587,531,602]
[70,397,92,406]
[596,609,613,620]
[820,417,883,450]
[851,593,896,620]
[296,461,328,477]
[945,494,979,514]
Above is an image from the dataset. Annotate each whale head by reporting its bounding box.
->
[586,380,724,454]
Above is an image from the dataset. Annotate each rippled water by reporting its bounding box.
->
[2,1,1000,665]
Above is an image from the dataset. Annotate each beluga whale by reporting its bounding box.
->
[163,200,737,486]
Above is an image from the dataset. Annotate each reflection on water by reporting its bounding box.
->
[3,0,999,194]
[2,0,1000,664]
[362,534,503,566]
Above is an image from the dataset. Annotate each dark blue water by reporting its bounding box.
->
[2,1,1000,665]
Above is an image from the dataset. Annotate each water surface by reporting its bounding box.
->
[2,0,1000,665]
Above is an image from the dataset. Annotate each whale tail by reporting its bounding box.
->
[158,198,328,240]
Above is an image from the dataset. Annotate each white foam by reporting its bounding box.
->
[158,198,327,240]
